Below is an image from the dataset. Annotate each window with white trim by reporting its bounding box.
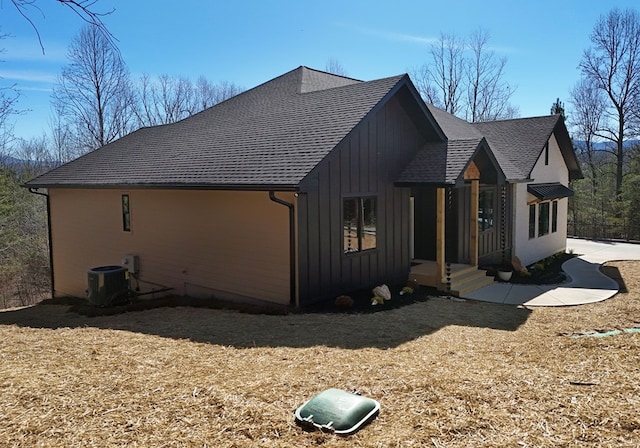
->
[538,202,550,237]
[528,204,536,239]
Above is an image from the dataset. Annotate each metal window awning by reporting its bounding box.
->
[527,182,574,201]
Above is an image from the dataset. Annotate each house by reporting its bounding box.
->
[25,66,582,307]
[473,116,582,266]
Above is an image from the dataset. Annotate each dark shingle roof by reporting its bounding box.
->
[396,139,485,185]
[26,67,406,189]
[473,114,582,181]
[425,104,483,140]
[397,104,502,185]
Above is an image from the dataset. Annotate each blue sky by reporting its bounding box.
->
[1,0,638,141]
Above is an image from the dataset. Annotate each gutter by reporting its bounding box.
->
[269,191,296,306]
[27,188,55,299]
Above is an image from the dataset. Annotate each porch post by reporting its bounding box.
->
[464,161,481,268]
[436,187,446,284]
[470,179,479,267]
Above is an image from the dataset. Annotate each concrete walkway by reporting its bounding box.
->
[462,238,640,306]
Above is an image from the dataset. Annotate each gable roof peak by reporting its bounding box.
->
[297,66,363,93]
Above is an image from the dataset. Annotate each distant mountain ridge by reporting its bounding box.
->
[573,139,640,150]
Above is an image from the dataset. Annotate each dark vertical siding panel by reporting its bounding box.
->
[297,193,309,302]
[329,157,342,289]
[393,187,403,274]
[368,119,377,193]
[350,134,360,193]
[299,88,430,304]
[306,186,321,297]
[340,138,350,194]
[318,160,332,299]
[359,127,369,193]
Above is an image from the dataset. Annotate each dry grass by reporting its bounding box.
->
[0,262,639,447]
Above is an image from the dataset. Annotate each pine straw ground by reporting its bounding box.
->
[0,262,638,447]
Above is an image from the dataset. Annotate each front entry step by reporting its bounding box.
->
[439,265,494,297]
[410,262,494,297]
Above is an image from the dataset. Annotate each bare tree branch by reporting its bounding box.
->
[134,74,244,127]
[325,58,348,77]
[10,0,116,54]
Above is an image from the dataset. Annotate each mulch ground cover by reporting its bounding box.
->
[0,261,638,447]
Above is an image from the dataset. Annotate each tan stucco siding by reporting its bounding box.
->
[49,189,293,304]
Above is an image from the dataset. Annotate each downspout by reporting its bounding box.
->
[269,191,296,306]
[28,188,55,299]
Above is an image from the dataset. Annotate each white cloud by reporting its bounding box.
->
[338,23,438,46]
[1,36,68,63]
[0,69,57,84]
[339,23,515,54]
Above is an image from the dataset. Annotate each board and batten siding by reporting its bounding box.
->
[48,188,293,304]
[297,93,425,305]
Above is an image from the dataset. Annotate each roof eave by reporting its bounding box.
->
[22,182,301,192]
[394,180,454,188]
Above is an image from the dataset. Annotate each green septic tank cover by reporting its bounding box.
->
[294,389,380,435]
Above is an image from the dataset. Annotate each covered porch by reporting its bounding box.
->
[398,138,508,297]
[409,172,495,296]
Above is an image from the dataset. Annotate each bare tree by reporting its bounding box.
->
[570,78,607,195]
[579,8,640,198]
[135,74,194,126]
[0,32,23,154]
[10,0,115,54]
[135,74,244,127]
[325,58,348,76]
[191,77,243,111]
[48,105,77,164]
[413,30,517,121]
[466,29,517,122]
[193,76,217,111]
[0,84,20,154]
[52,25,134,152]
[415,33,465,115]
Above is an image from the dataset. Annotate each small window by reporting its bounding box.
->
[529,204,536,239]
[478,189,495,232]
[122,194,131,232]
[538,202,550,237]
[544,141,549,165]
[551,200,558,233]
[343,197,377,253]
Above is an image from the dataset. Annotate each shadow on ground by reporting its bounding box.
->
[600,265,627,293]
[0,290,532,349]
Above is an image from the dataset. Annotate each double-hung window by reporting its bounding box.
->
[343,197,377,253]
[538,202,550,237]
[530,200,558,239]
[528,204,536,239]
